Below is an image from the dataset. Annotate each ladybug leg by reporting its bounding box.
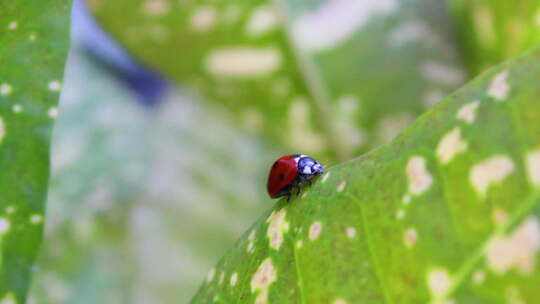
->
[286,193,291,202]
[296,186,302,196]
[307,179,312,186]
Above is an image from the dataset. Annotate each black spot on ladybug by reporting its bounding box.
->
[279,173,285,181]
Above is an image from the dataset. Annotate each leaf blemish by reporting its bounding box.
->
[404,227,418,248]
[29,214,43,225]
[230,273,238,286]
[189,6,216,32]
[251,258,277,304]
[486,217,540,276]
[470,156,514,196]
[487,70,510,101]
[308,221,322,240]
[48,80,61,92]
[456,100,480,124]
[437,127,468,165]
[345,227,356,239]
[0,83,12,96]
[266,210,289,250]
[427,267,451,300]
[337,181,346,192]
[245,4,280,37]
[406,156,433,195]
[0,218,11,235]
[205,47,282,78]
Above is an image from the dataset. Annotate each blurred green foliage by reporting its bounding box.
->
[90,0,464,162]
[450,0,540,75]
[0,1,70,303]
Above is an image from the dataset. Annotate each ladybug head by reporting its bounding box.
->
[297,156,324,176]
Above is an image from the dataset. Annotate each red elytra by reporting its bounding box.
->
[267,154,324,201]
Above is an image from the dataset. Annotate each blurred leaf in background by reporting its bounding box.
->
[450,0,540,75]
[30,4,277,301]
[89,0,465,161]
[191,46,540,304]
[0,1,71,303]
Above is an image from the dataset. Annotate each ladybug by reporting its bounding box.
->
[267,154,324,201]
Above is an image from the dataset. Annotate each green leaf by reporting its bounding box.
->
[90,0,464,161]
[190,47,540,303]
[450,0,540,75]
[0,1,71,302]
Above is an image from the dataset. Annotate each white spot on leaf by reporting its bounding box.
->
[427,268,451,299]
[296,240,303,248]
[332,299,348,304]
[266,209,289,250]
[345,227,356,239]
[436,127,468,165]
[404,227,418,248]
[292,0,398,51]
[48,107,59,119]
[205,47,281,78]
[8,21,17,30]
[488,70,510,101]
[48,80,61,91]
[337,181,346,192]
[0,218,10,235]
[230,272,238,286]
[526,148,540,187]
[190,6,216,32]
[396,209,406,220]
[486,217,540,276]
[29,214,43,225]
[456,100,480,124]
[309,221,322,240]
[142,0,169,16]
[246,5,280,37]
[406,156,433,195]
[12,104,22,113]
[251,258,277,301]
[0,83,12,96]
[470,156,514,196]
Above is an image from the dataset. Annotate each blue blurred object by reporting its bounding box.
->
[71,0,168,107]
